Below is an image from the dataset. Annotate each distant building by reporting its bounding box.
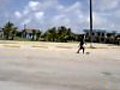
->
[84,29,107,43]
[84,29,120,45]
[0,28,4,39]
[115,33,120,45]
[22,29,40,40]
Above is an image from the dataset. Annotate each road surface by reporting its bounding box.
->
[0,41,120,90]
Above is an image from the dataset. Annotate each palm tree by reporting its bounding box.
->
[58,26,68,42]
[11,27,17,40]
[36,30,42,41]
[22,29,27,38]
[47,27,57,42]
[3,21,17,40]
[42,26,76,42]
[32,29,37,41]
[65,28,73,41]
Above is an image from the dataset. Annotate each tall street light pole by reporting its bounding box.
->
[24,24,26,29]
[90,0,93,47]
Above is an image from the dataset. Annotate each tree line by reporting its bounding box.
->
[0,22,82,42]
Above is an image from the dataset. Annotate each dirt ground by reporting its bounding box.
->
[0,41,120,90]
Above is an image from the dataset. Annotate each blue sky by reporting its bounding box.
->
[0,0,120,33]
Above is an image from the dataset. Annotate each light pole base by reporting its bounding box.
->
[90,43,96,49]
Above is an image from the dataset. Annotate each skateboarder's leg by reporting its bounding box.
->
[77,47,81,53]
[83,47,85,54]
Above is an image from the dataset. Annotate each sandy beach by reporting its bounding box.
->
[0,41,120,90]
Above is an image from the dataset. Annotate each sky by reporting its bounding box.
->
[0,0,120,33]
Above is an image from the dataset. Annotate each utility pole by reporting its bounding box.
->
[24,24,27,30]
[90,0,93,47]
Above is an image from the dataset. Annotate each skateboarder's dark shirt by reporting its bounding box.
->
[80,39,84,46]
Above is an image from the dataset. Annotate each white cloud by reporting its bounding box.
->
[93,13,105,25]
[14,11,22,19]
[94,0,120,11]
[52,14,70,26]
[21,18,31,25]
[57,5,64,10]
[54,15,65,20]
[20,0,84,33]
[65,2,81,13]
[28,1,40,11]
[34,12,44,20]
[11,0,120,33]
[42,0,58,9]
[23,8,29,15]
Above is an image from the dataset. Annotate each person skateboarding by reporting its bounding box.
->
[77,35,85,54]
